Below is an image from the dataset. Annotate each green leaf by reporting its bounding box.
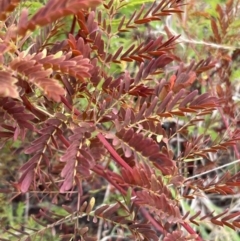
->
[125,187,132,206]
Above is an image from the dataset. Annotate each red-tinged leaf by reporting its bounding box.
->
[17,120,34,131]
[118,16,125,31]
[20,153,41,172]
[129,224,152,229]
[182,195,195,199]
[157,91,173,113]
[135,102,147,121]
[226,182,240,187]
[0,71,19,99]
[214,210,229,219]
[179,108,197,113]
[121,57,132,62]
[134,17,160,24]
[103,3,109,9]
[179,90,198,108]
[1,124,15,131]
[0,131,13,138]
[221,141,237,146]
[157,35,180,49]
[126,9,137,27]
[148,51,166,56]
[163,9,184,13]
[232,221,240,228]
[124,108,132,125]
[129,85,154,97]
[12,113,35,120]
[169,110,185,116]
[101,203,120,218]
[189,219,199,226]
[118,29,130,32]
[7,106,24,113]
[79,149,94,164]
[112,46,123,61]
[121,168,133,184]
[111,216,128,223]
[154,12,172,17]
[222,211,240,221]
[76,165,91,177]
[132,168,144,186]
[138,229,159,241]
[196,64,216,73]
[46,117,64,126]
[61,159,75,177]
[190,92,209,106]
[186,105,205,110]
[145,96,158,117]
[121,128,134,143]
[158,112,173,118]
[211,18,221,43]
[1,98,15,109]
[155,55,173,69]
[163,231,185,241]
[201,148,217,153]
[77,156,91,169]
[211,145,228,151]
[189,210,201,222]
[32,134,51,147]
[139,54,151,60]
[13,126,21,141]
[130,55,144,62]
[60,172,74,193]
[24,142,46,154]
[121,44,135,58]
[166,89,185,111]
[94,205,110,216]
[122,145,132,158]
[112,60,121,64]
[222,221,235,230]
[152,70,164,75]
[19,168,34,193]
[137,227,157,234]
[142,144,160,157]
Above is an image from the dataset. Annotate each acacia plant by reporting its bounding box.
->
[0,0,240,240]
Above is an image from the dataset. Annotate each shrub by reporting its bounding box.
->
[0,0,239,240]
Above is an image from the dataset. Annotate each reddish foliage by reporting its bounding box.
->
[0,0,239,240]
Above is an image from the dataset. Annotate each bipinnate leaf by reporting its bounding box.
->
[0,98,35,140]
[115,128,176,175]
[36,51,93,82]
[18,163,35,193]
[17,0,102,36]
[18,116,66,192]
[60,127,95,193]
[135,190,182,223]
[10,49,93,102]
[10,51,65,102]
[0,71,19,99]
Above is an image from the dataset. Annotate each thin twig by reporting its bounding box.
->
[185,159,240,181]
[97,184,111,240]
